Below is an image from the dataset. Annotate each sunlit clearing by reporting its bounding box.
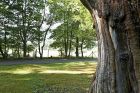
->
[0,69,33,74]
[0,68,95,75]
[40,70,95,74]
[0,62,97,75]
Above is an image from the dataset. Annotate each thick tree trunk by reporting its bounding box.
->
[80,0,140,93]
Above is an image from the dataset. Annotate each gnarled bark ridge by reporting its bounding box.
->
[80,0,140,93]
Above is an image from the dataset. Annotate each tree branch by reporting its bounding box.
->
[80,0,94,13]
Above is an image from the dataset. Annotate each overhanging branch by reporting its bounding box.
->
[80,0,93,13]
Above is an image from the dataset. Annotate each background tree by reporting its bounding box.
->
[0,0,96,59]
[48,0,96,57]
[31,0,54,59]
[0,0,16,59]
[0,0,53,59]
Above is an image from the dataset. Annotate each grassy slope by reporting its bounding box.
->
[0,62,97,93]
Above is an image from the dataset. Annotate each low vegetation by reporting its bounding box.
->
[0,62,97,93]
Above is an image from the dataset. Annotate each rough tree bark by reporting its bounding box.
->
[80,0,140,93]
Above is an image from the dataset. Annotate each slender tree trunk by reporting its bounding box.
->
[23,40,27,58]
[4,31,7,56]
[22,0,27,58]
[76,37,79,58]
[0,44,5,59]
[41,46,44,59]
[40,53,43,59]
[68,29,73,57]
[80,38,84,58]
[17,46,20,58]
[4,30,8,59]
[38,40,43,59]
[66,9,70,57]
[64,40,68,57]
[68,40,72,57]
[34,49,37,58]
[80,0,140,93]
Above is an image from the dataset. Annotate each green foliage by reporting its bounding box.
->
[27,45,35,53]
[0,0,52,58]
[0,0,96,58]
[48,0,96,57]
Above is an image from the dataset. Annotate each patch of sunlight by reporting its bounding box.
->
[0,66,35,74]
[0,68,95,74]
[40,70,95,74]
[0,70,95,75]
[0,69,33,74]
[12,69,33,74]
[0,62,97,75]
[65,62,85,65]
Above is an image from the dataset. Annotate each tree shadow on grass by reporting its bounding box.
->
[0,73,93,93]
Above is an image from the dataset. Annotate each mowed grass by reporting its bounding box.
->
[0,62,97,93]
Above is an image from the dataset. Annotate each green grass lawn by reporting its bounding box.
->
[0,62,97,93]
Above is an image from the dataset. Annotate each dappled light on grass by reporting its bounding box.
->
[0,62,97,93]
[0,62,97,75]
[0,69,33,74]
[40,70,95,74]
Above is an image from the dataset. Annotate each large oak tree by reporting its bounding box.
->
[80,0,140,93]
